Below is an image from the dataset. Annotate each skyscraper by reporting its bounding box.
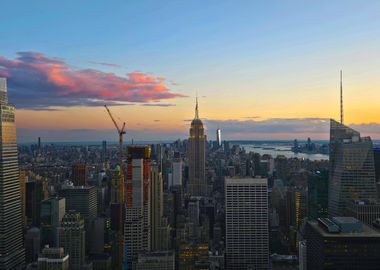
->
[225,177,269,270]
[125,145,151,267]
[308,170,329,219]
[26,178,48,227]
[150,162,167,251]
[170,152,182,188]
[0,77,25,269]
[58,211,86,270]
[71,163,88,186]
[306,217,380,269]
[328,119,378,216]
[216,128,222,147]
[188,97,207,196]
[58,186,97,226]
[40,197,66,247]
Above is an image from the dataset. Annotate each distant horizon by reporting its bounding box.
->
[17,138,380,145]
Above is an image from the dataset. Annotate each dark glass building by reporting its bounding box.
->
[328,119,378,216]
[308,170,329,219]
[306,217,380,270]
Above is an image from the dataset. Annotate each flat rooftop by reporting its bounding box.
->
[308,219,380,238]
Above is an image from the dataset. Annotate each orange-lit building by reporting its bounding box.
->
[124,145,151,267]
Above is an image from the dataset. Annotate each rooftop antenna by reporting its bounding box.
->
[340,70,344,124]
[195,91,199,119]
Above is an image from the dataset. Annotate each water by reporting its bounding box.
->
[240,143,329,161]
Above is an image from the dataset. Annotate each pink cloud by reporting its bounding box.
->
[0,52,185,109]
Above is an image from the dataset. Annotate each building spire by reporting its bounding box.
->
[195,93,199,119]
[340,70,344,124]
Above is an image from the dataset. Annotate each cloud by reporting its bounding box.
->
[141,103,176,107]
[153,120,160,122]
[16,118,380,142]
[202,118,380,139]
[242,116,261,119]
[0,52,185,109]
[88,61,123,68]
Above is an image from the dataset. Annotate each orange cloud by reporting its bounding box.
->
[0,52,185,109]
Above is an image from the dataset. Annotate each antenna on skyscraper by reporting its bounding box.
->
[195,91,199,119]
[340,70,344,124]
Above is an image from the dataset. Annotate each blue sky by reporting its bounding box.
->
[2,1,380,141]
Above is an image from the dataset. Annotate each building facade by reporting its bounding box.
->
[0,77,25,269]
[306,217,380,270]
[37,246,69,270]
[40,197,66,247]
[125,145,151,266]
[58,211,86,270]
[308,170,329,219]
[328,119,378,216]
[225,177,269,270]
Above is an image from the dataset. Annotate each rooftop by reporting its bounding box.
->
[309,217,380,238]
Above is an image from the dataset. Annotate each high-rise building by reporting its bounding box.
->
[286,187,307,228]
[26,178,48,227]
[40,197,66,247]
[25,227,41,263]
[374,147,380,198]
[308,170,329,219]
[299,240,307,270]
[225,178,269,270]
[37,246,69,270]
[0,77,25,269]
[328,119,378,216]
[58,186,97,225]
[59,186,97,254]
[306,217,380,269]
[20,169,26,227]
[58,211,86,270]
[170,152,182,188]
[188,98,207,196]
[150,163,164,250]
[71,163,88,186]
[125,145,151,266]
[216,128,221,147]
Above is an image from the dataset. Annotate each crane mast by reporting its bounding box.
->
[104,105,126,270]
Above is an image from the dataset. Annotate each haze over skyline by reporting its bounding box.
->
[2,0,380,142]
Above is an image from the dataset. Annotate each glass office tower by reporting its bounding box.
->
[0,77,25,269]
[328,119,378,216]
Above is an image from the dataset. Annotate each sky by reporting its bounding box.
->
[1,0,380,142]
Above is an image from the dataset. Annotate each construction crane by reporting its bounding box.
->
[104,105,126,270]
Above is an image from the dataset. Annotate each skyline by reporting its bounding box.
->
[2,1,380,141]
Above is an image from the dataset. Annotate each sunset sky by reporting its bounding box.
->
[1,1,380,142]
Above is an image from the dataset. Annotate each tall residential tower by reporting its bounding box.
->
[0,77,25,269]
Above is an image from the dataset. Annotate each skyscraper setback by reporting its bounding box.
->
[188,97,207,196]
[0,77,25,269]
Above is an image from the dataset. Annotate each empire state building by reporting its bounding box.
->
[188,98,207,196]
